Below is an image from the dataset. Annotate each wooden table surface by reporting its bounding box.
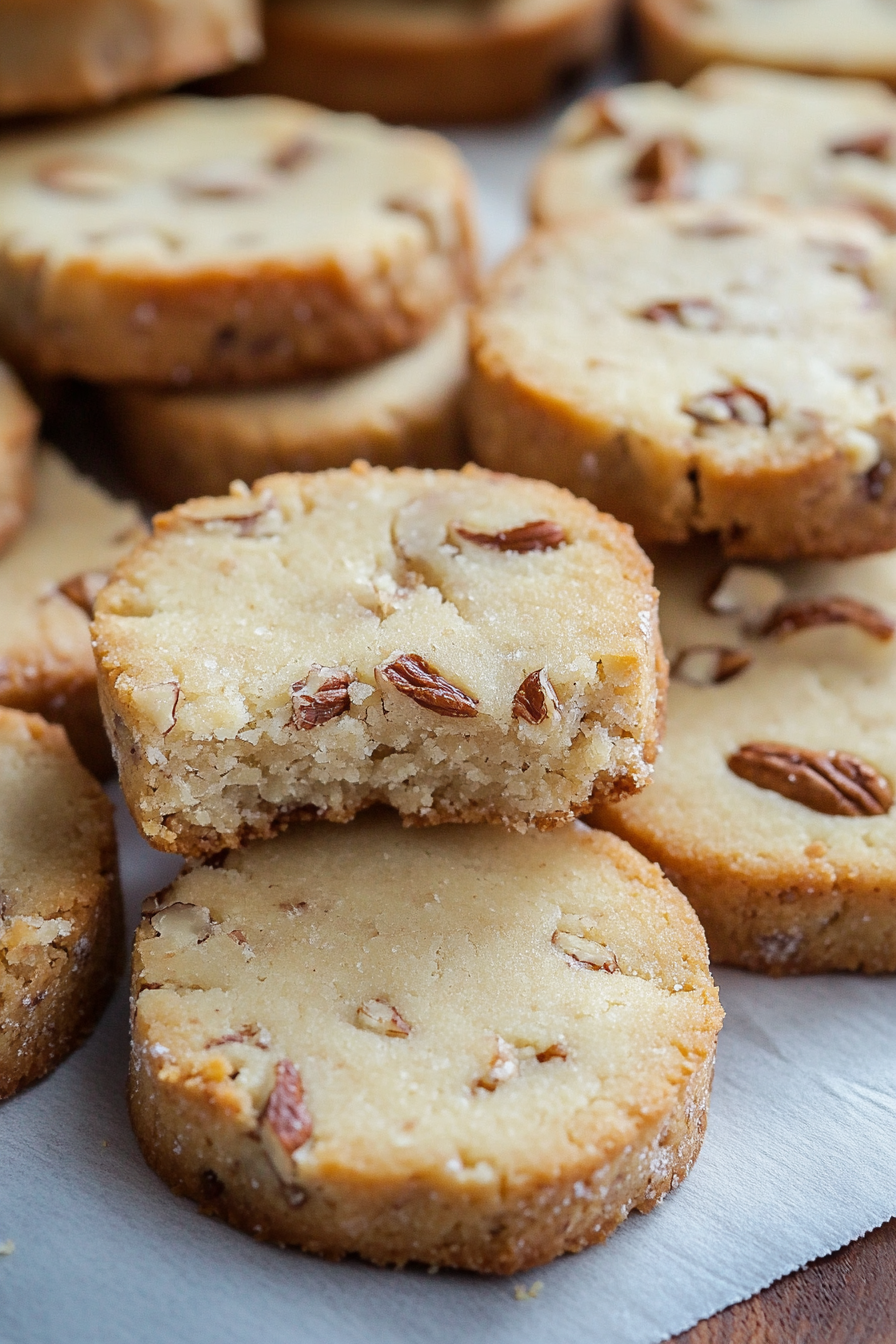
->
[673,1218,896,1343]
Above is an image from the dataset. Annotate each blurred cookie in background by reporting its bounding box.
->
[0,360,37,556]
[637,0,896,88]
[0,96,477,385]
[533,65,896,228]
[0,0,262,118]
[217,0,622,124]
[0,447,144,777]
[109,309,470,506]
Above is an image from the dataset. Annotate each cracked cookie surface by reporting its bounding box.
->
[0,448,144,777]
[94,462,665,853]
[0,95,477,385]
[469,200,896,560]
[129,813,721,1272]
[107,308,469,507]
[0,0,261,117]
[0,708,121,1101]
[592,541,896,974]
[533,65,896,227]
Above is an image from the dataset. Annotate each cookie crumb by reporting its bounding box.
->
[0,1240,15,1256]
[514,1281,543,1301]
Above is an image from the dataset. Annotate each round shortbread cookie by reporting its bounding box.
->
[637,0,896,87]
[0,447,145,777]
[93,463,665,855]
[0,361,37,556]
[469,200,896,561]
[0,96,477,386]
[592,542,896,975]
[0,0,261,118]
[218,0,620,125]
[108,309,469,507]
[0,708,121,1101]
[533,65,896,228]
[130,814,721,1272]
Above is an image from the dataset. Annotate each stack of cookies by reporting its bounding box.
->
[94,461,722,1272]
[216,0,624,124]
[0,94,478,509]
[470,63,896,976]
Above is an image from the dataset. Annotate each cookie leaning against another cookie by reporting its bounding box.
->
[533,65,896,228]
[0,361,36,556]
[0,0,261,118]
[592,542,896,975]
[221,0,620,125]
[469,201,896,561]
[108,308,469,507]
[130,814,722,1272]
[0,96,477,386]
[93,463,665,855]
[637,0,896,87]
[0,447,145,777]
[0,709,121,1101]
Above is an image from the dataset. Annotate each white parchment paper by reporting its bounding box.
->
[2,92,896,1344]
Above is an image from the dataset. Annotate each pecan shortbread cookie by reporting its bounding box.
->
[130,814,721,1272]
[0,96,477,385]
[0,709,121,1101]
[220,0,620,124]
[592,542,896,974]
[637,0,896,87]
[93,464,665,855]
[0,448,144,777]
[533,65,896,228]
[0,0,261,117]
[108,309,469,507]
[469,201,896,560]
[0,361,37,556]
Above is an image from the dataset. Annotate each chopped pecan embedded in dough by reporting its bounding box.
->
[640,298,721,331]
[829,129,893,160]
[685,386,771,428]
[377,654,478,718]
[475,1037,519,1092]
[453,520,566,553]
[704,565,787,626]
[512,669,560,724]
[672,645,752,686]
[57,570,110,617]
[552,929,619,973]
[172,159,273,199]
[631,136,696,203]
[291,666,354,730]
[727,742,893,817]
[759,596,895,642]
[356,1000,411,1038]
[35,154,131,197]
[536,1042,568,1063]
[260,1059,313,1185]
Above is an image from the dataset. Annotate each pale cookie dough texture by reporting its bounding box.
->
[0,0,262,117]
[0,361,37,556]
[593,542,896,975]
[0,708,121,1101]
[93,464,665,855]
[637,0,896,87]
[221,0,621,125]
[129,815,722,1272]
[469,201,896,560]
[0,96,477,386]
[533,65,896,228]
[0,448,145,777]
[108,308,470,507]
